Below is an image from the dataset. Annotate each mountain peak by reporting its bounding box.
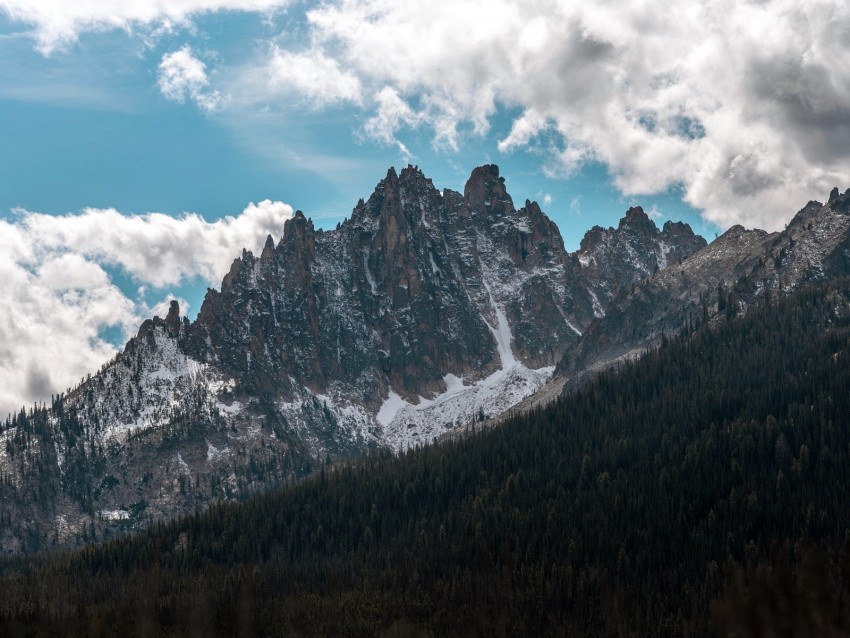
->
[618,206,656,233]
[463,164,515,214]
[260,233,276,262]
[165,299,181,336]
[399,164,427,182]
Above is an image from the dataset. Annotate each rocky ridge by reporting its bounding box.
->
[555,187,850,388]
[0,164,705,552]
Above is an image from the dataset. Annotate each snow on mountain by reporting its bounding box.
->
[0,164,709,553]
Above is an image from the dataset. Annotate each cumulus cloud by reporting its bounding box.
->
[266,46,362,105]
[158,46,221,112]
[0,200,293,417]
[242,0,850,231]
[20,200,293,287]
[0,0,289,54]
[9,0,848,229]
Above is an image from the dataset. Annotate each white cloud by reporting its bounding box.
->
[0,0,290,54]
[7,0,849,230]
[245,0,850,231]
[363,86,421,158]
[498,110,549,153]
[158,46,221,112]
[19,200,293,287]
[569,196,582,216]
[0,201,293,416]
[266,46,362,106]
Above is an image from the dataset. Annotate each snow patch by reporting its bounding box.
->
[206,441,230,463]
[481,279,516,368]
[98,508,129,521]
[588,288,606,318]
[377,389,407,426]
[363,248,379,295]
[657,240,671,270]
[429,252,440,274]
[379,363,554,451]
[176,452,191,475]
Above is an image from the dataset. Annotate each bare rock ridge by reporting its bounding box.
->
[0,164,724,553]
[187,164,704,412]
[555,186,850,389]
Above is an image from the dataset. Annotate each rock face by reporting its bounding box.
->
[189,166,705,409]
[556,188,850,388]
[574,206,707,318]
[0,164,707,553]
[191,166,554,405]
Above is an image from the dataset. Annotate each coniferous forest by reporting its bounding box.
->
[2,279,850,636]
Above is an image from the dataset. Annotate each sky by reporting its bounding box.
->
[1,0,849,416]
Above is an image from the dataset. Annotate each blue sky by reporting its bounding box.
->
[0,12,713,242]
[0,0,848,414]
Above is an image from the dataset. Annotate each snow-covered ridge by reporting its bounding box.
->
[73,325,238,441]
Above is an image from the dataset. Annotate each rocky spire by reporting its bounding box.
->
[165,300,181,337]
[829,187,840,203]
[463,164,515,214]
[260,234,275,262]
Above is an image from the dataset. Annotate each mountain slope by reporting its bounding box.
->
[3,276,850,636]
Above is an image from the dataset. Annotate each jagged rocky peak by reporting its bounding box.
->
[0,161,734,553]
[827,186,850,215]
[278,210,316,282]
[619,205,656,232]
[557,184,850,393]
[792,186,850,227]
[165,299,182,337]
[135,299,187,342]
[574,205,706,315]
[281,210,315,246]
[464,164,515,214]
[260,233,275,262]
[510,198,568,267]
[829,187,840,203]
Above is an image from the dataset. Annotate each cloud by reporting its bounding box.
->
[19,200,293,287]
[7,0,849,230]
[0,0,290,54]
[265,46,362,106]
[363,86,421,158]
[0,224,137,417]
[158,46,221,112]
[0,200,293,417]
[569,196,582,216]
[238,0,850,231]
[498,110,549,153]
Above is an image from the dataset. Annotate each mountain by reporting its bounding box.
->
[3,276,850,637]
[0,164,705,553]
[555,187,850,388]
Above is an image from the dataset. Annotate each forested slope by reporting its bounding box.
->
[2,278,850,637]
